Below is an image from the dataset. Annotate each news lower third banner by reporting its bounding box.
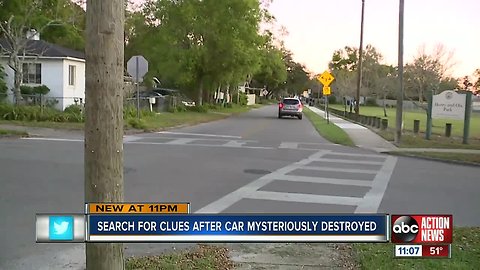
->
[87,214,388,242]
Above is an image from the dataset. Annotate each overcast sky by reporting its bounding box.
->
[268,0,479,77]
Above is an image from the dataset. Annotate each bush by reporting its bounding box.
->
[0,103,84,122]
[232,92,248,106]
[20,86,34,95]
[186,105,209,113]
[127,118,147,130]
[33,85,50,95]
[64,104,83,114]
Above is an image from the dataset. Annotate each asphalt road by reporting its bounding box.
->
[0,105,479,269]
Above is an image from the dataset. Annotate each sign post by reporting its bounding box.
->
[317,71,335,124]
[127,55,149,119]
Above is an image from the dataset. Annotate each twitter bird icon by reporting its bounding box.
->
[49,216,74,241]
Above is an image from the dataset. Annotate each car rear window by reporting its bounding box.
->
[282,99,300,105]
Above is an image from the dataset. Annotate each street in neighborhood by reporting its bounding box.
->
[0,105,479,269]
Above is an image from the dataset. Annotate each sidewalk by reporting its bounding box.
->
[307,106,398,153]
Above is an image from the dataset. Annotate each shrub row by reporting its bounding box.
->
[0,103,84,122]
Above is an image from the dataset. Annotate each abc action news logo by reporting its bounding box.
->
[391,215,453,244]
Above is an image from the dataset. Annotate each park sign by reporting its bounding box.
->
[432,90,466,120]
[427,89,473,144]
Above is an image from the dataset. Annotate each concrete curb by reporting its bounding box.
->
[387,151,480,167]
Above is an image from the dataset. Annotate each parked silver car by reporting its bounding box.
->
[278,98,303,120]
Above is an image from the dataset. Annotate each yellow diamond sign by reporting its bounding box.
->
[317,71,335,86]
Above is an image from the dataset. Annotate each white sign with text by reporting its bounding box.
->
[432,90,466,120]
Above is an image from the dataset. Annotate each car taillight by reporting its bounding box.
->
[298,103,303,108]
[279,103,284,109]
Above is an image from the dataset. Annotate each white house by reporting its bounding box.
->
[0,33,85,111]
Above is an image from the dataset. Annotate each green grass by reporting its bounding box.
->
[0,129,28,136]
[304,107,355,147]
[125,245,234,270]
[0,120,84,130]
[329,104,480,139]
[390,151,480,164]
[0,105,257,132]
[353,227,480,269]
[373,130,480,150]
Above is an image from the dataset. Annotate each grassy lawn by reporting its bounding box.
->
[304,107,355,147]
[0,105,258,132]
[353,227,480,269]
[0,120,84,130]
[377,131,480,150]
[125,245,234,270]
[329,104,480,140]
[0,129,29,136]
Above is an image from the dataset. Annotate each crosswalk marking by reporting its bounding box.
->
[310,158,384,165]
[279,142,299,149]
[222,140,247,147]
[245,191,362,206]
[300,165,378,174]
[355,155,398,213]
[197,149,396,214]
[164,138,197,145]
[268,174,373,187]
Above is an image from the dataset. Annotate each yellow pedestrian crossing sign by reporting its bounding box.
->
[323,86,331,96]
[317,71,335,86]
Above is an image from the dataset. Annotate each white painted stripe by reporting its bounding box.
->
[164,138,197,145]
[245,191,361,206]
[355,156,398,213]
[300,166,378,174]
[324,152,385,158]
[21,137,83,142]
[127,141,275,150]
[279,142,299,149]
[310,158,384,165]
[123,136,142,142]
[195,150,331,213]
[269,174,372,187]
[157,131,241,139]
[222,140,247,147]
[89,235,385,242]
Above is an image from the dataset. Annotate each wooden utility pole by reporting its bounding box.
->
[85,0,125,269]
[355,0,365,116]
[395,0,404,144]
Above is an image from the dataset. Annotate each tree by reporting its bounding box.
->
[404,44,456,102]
[127,0,266,105]
[250,34,287,97]
[0,0,85,104]
[474,69,480,90]
[282,49,310,95]
[328,44,385,98]
[0,65,7,102]
[84,0,124,268]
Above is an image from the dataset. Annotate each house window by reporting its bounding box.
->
[68,65,76,86]
[22,63,41,84]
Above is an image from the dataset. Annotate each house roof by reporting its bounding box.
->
[0,39,85,60]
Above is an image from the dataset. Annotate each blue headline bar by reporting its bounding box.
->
[89,214,387,236]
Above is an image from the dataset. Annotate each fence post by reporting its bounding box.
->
[381,118,388,130]
[413,119,420,134]
[445,123,452,137]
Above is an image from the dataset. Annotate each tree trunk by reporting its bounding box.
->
[10,56,24,105]
[197,77,203,106]
[85,0,125,269]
